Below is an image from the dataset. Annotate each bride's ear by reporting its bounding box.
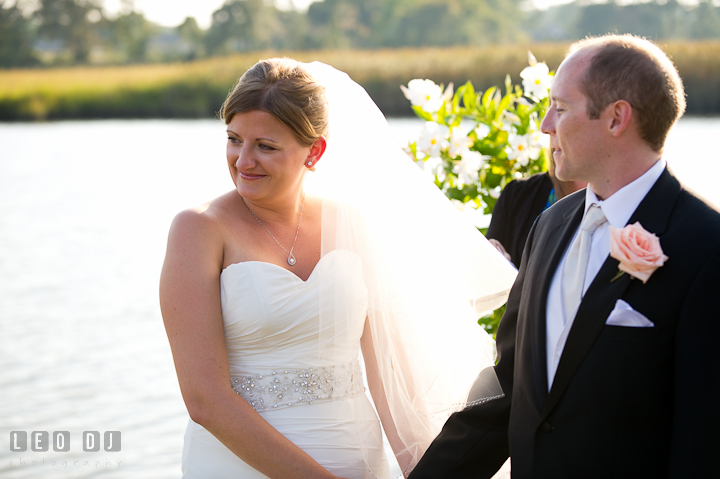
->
[305,136,327,170]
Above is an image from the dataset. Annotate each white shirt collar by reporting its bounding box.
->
[584,158,666,228]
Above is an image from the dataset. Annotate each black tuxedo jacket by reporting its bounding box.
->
[410,167,720,478]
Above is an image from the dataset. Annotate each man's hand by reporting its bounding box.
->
[488,239,512,262]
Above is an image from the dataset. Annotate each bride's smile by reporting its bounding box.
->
[226,110,323,208]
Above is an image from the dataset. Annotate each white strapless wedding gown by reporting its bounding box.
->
[181,250,391,478]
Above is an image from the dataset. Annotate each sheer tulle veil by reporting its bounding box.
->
[303,62,517,477]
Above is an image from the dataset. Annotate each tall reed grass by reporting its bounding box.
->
[1,42,718,121]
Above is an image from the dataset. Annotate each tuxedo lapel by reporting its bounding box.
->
[529,194,585,408]
[625,167,680,236]
[541,167,681,420]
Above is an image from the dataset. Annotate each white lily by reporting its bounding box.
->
[475,123,491,140]
[416,121,450,158]
[505,134,541,167]
[520,62,553,100]
[452,150,488,188]
[499,111,521,133]
[529,130,549,149]
[401,79,444,114]
[448,127,474,159]
[416,155,446,182]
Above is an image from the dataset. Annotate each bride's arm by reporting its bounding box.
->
[360,318,414,476]
[160,208,342,479]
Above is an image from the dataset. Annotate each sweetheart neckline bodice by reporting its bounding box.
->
[221,249,346,284]
[218,249,368,376]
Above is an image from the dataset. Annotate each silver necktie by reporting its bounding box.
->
[562,205,607,323]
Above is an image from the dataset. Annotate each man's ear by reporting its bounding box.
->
[605,100,633,138]
[305,136,327,169]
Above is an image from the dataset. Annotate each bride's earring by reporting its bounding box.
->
[306,161,313,167]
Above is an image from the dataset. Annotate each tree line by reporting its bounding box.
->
[529,0,720,43]
[2,0,720,68]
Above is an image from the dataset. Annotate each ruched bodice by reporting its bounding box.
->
[182,250,389,479]
[220,249,368,375]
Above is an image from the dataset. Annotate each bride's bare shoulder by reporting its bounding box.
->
[167,191,240,248]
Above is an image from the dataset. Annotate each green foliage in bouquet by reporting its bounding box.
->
[402,52,554,336]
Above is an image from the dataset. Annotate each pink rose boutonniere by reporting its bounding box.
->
[609,222,668,283]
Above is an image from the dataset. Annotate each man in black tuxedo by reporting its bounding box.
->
[409,34,720,478]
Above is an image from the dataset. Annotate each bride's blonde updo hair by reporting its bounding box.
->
[220,58,329,147]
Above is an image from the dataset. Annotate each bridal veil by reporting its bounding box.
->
[303,62,517,477]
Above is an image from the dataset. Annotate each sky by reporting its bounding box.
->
[104,0,570,29]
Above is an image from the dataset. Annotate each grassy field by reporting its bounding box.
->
[1,41,718,121]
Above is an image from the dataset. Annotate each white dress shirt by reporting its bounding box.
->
[545,159,667,390]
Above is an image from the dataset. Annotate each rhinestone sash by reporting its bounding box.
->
[230,360,365,411]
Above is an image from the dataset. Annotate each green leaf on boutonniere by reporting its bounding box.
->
[611,270,626,282]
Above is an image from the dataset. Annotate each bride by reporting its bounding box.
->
[159,58,517,478]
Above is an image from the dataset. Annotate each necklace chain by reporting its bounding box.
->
[243,196,305,266]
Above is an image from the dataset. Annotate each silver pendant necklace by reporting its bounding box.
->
[243,196,305,266]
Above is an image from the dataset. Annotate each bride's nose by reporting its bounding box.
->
[235,145,255,170]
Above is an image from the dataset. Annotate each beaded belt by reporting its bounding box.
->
[230,359,365,411]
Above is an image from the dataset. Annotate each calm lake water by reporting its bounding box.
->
[0,117,718,478]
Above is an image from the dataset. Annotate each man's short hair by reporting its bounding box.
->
[569,35,685,152]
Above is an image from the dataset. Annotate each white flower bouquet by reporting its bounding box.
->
[403,51,554,225]
[402,52,554,333]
